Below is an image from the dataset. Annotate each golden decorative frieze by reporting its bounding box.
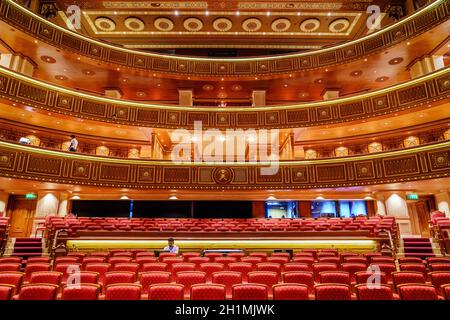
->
[0,141,448,190]
[0,66,449,129]
[0,0,448,76]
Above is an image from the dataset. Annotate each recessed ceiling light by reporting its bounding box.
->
[120,195,129,200]
[266,11,271,16]
[236,11,240,16]
[205,11,209,16]
[174,10,179,16]
[267,195,276,200]
[169,195,178,200]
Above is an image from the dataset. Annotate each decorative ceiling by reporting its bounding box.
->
[50,0,397,51]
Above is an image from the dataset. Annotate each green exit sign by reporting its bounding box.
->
[25,193,37,200]
[406,194,419,200]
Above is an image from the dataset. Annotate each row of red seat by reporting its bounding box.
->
[1,270,449,300]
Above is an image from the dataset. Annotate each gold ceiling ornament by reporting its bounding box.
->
[154,17,174,31]
[124,17,145,31]
[271,18,292,32]
[328,18,350,33]
[300,18,320,32]
[94,17,116,32]
[183,17,203,32]
[213,17,233,32]
[242,18,262,32]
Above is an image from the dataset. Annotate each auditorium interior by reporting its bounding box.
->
[0,0,449,301]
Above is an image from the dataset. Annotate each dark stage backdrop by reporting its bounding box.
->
[72,200,131,217]
[193,201,253,218]
[132,201,191,218]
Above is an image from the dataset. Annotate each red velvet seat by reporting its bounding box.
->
[292,257,314,265]
[199,263,225,282]
[282,271,314,296]
[17,284,58,300]
[24,263,51,282]
[176,271,207,299]
[399,263,427,275]
[283,263,310,273]
[227,253,245,260]
[0,284,14,300]
[172,263,196,275]
[191,284,227,300]
[256,262,281,276]
[249,252,268,261]
[181,252,201,259]
[319,271,351,285]
[54,263,82,283]
[442,284,450,300]
[188,257,211,267]
[112,252,133,257]
[232,284,267,300]
[103,271,135,288]
[61,284,101,300]
[399,257,423,264]
[228,263,252,282]
[355,284,394,300]
[212,271,242,299]
[135,252,155,258]
[82,257,106,267]
[0,257,22,264]
[84,263,111,284]
[273,284,309,300]
[429,263,450,272]
[104,284,142,300]
[63,271,99,285]
[29,271,63,285]
[266,256,289,264]
[27,257,51,264]
[55,257,80,264]
[204,253,223,260]
[140,272,171,297]
[392,271,426,291]
[108,257,133,266]
[113,262,139,274]
[397,284,438,300]
[317,257,340,264]
[89,252,109,258]
[355,271,388,285]
[314,284,352,300]
[343,257,368,265]
[369,263,397,282]
[429,271,450,296]
[247,271,278,298]
[159,253,177,260]
[312,263,338,282]
[0,272,24,294]
[214,257,237,265]
[240,257,262,267]
[0,263,21,272]
[141,263,168,272]
[341,263,367,283]
[427,257,450,265]
[148,284,184,300]
[371,257,395,264]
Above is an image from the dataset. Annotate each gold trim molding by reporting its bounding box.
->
[0,140,448,190]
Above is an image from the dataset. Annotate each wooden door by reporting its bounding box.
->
[409,201,431,237]
[8,198,36,238]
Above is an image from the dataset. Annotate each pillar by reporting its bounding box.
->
[57,192,69,217]
[374,195,386,216]
[383,192,412,234]
[409,56,445,78]
[0,53,36,76]
[104,88,123,99]
[0,191,9,216]
[178,89,193,106]
[322,89,339,100]
[435,191,450,217]
[33,191,61,236]
[252,90,266,107]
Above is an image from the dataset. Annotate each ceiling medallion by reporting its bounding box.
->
[388,57,404,65]
[154,17,174,31]
[376,76,389,82]
[202,84,214,91]
[271,18,291,32]
[40,56,56,64]
[217,92,227,99]
[94,17,116,32]
[242,18,262,32]
[82,70,95,76]
[136,91,147,97]
[300,18,320,32]
[124,17,145,31]
[183,17,203,32]
[350,70,363,77]
[328,18,350,33]
[213,18,233,32]
[212,167,234,185]
[231,84,242,91]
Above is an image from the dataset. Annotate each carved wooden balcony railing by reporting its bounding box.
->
[0,0,449,76]
[0,66,449,129]
[0,140,448,190]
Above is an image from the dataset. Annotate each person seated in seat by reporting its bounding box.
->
[163,238,179,254]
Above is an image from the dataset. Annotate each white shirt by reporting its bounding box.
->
[69,138,78,150]
[19,137,31,144]
[163,245,179,254]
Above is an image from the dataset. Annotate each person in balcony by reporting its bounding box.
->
[163,238,179,254]
[68,135,78,152]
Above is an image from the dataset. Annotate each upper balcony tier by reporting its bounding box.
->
[0,0,449,103]
[0,65,448,129]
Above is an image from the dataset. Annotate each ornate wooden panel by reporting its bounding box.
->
[0,141,448,190]
[0,66,448,129]
[0,0,448,76]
